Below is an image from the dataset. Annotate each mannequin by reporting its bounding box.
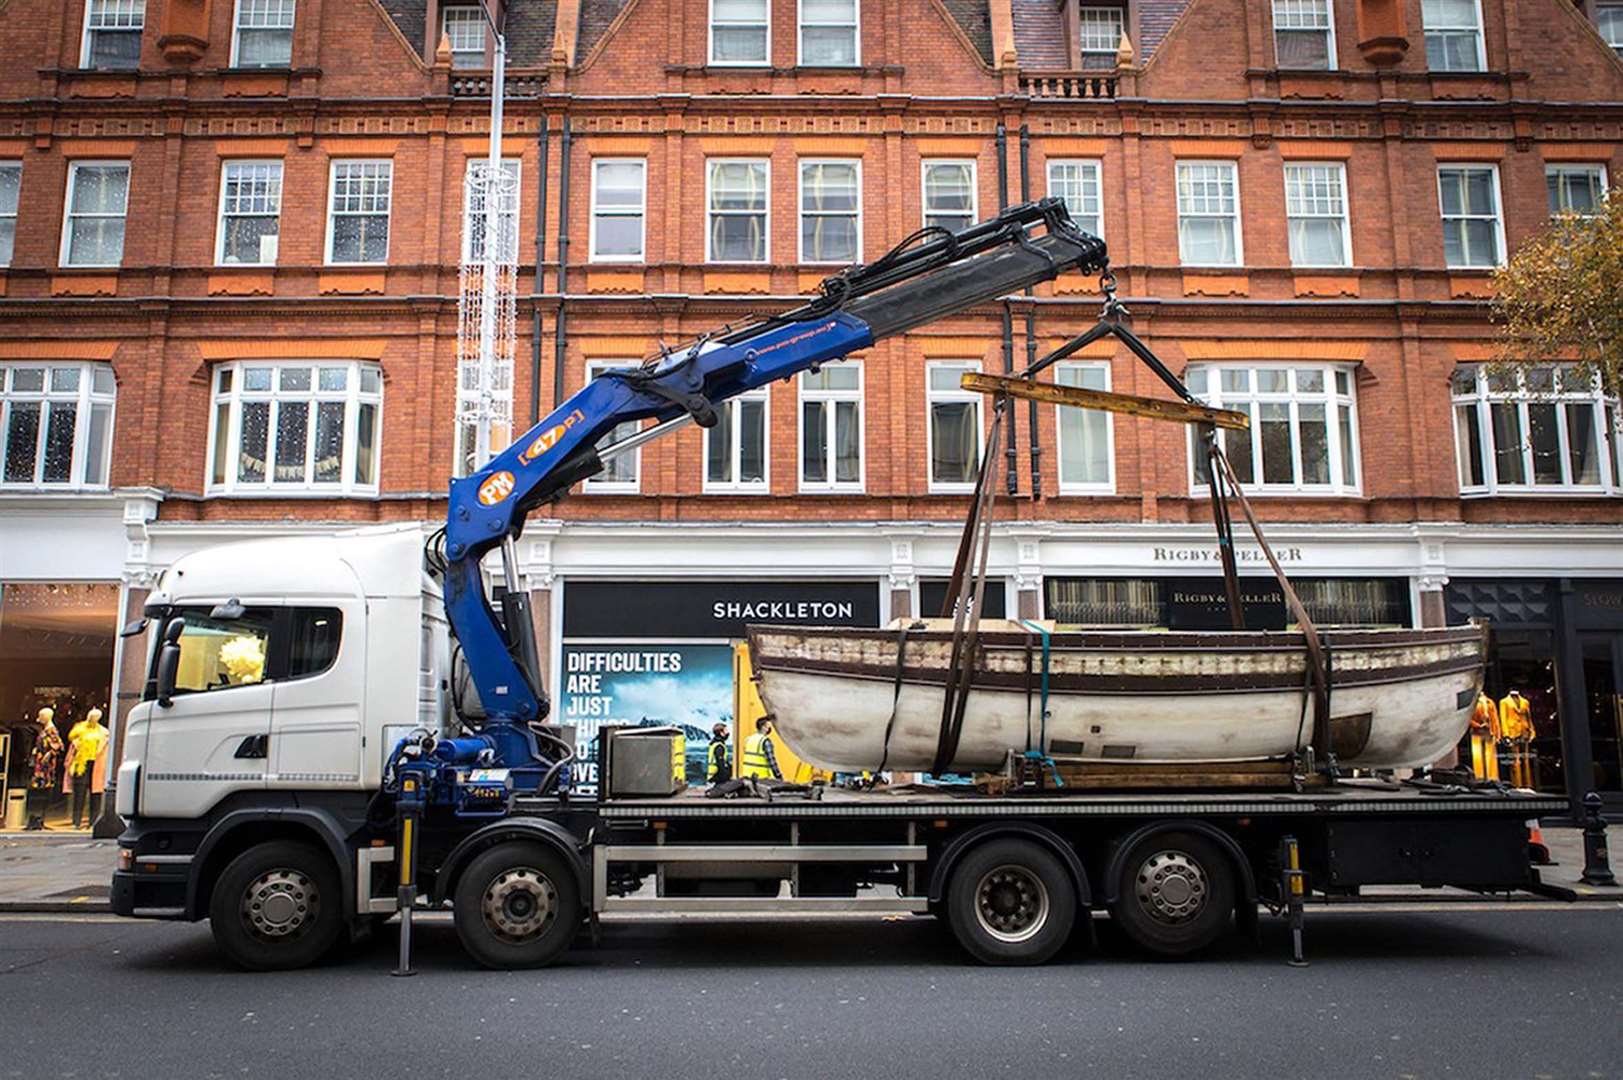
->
[1498,690,1535,788]
[64,708,110,830]
[25,708,64,831]
[1469,691,1500,781]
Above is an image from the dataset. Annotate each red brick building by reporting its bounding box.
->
[1,0,1621,820]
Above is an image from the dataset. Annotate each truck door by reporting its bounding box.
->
[137,606,277,819]
[268,604,365,789]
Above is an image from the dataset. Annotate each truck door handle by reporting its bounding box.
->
[234,734,270,759]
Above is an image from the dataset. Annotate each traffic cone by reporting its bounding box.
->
[1527,819,1552,866]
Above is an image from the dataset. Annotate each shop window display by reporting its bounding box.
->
[1465,629,1566,794]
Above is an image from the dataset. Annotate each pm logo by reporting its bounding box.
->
[478,471,516,506]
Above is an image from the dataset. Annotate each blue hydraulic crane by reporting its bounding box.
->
[407,198,1107,803]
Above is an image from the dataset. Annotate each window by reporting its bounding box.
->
[1283,162,1350,267]
[442,6,487,68]
[1546,164,1607,217]
[927,362,982,491]
[1451,365,1622,496]
[705,389,769,492]
[590,159,646,262]
[584,361,641,493]
[1600,5,1623,58]
[215,160,282,265]
[233,0,295,67]
[1422,0,1484,72]
[800,363,862,491]
[1188,365,1361,495]
[207,361,382,494]
[1176,161,1242,266]
[799,160,861,264]
[0,164,18,267]
[288,608,343,678]
[800,0,858,64]
[711,0,770,64]
[1272,0,1334,68]
[326,160,392,265]
[82,0,144,70]
[1047,160,1102,238]
[1,363,116,488]
[165,608,276,696]
[922,160,976,233]
[707,159,769,263]
[60,162,130,268]
[1437,164,1502,268]
[1055,363,1113,493]
[463,157,521,264]
[1078,7,1124,69]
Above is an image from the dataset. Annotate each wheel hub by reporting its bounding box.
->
[242,869,316,940]
[482,867,558,943]
[973,865,1050,944]
[1134,850,1208,924]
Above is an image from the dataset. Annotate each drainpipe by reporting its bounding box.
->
[552,117,572,409]
[996,122,1017,494]
[531,113,549,425]
[1020,124,1041,499]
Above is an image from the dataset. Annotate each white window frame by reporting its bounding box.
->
[1271,0,1336,69]
[205,360,383,496]
[461,157,521,264]
[1175,160,1244,267]
[80,0,145,70]
[230,0,297,68]
[1185,363,1362,497]
[704,386,771,494]
[1046,159,1103,239]
[59,160,130,269]
[583,360,643,494]
[325,159,393,266]
[921,159,978,233]
[1450,365,1623,497]
[1054,361,1115,495]
[709,0,771,66]
[0,362,116,489]
[1546,163,1609,218]
[1436,163,1504,269]
[926,360,984,494]
[1421,0,1486,72]
[214,159,283,267]
[1077,6,1125,65]
[797,158,863,265]
[705,158,770,264]
[441,6,488,69]
[1282,161,1352,268]
[0,162,19,269]
[798,361,864,493]
[589,158,647,263]
[1599,3,1623,57]
[797,0,860,66]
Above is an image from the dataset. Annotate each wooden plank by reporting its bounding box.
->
[979,757,1328,793]
[960,372,1251,430]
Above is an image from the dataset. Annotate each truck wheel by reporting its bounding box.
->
[453,842,581,969]
[209,841,344,971]
[946,838,1076,965]
[1108,830,1236,958]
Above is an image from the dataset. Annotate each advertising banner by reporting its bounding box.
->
[559,643,734,795]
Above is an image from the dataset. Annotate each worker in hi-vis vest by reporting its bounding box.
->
[740,716,782,780]
[706,723,732,784]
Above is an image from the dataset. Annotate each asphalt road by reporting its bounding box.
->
[0,906,1618,1079]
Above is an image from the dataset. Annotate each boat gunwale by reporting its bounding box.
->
[746,624,1487,653]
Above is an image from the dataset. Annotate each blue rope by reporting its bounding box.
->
[1019,619,1061,788]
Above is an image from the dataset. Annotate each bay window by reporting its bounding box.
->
[1,363,115,488]
[705,389,769,492]
[208,361,382,494]
[707,159,769,263]
[232,0,296,67]
[799,159,861,264]
[1055,363,1113,493]
[1047,160,1102,238]
[928,361,982,492]
[1451,365,1622,496]
[583,361,641,493]
[1176,161,1242,267]
[1188,364,1360,495]
[800,363,862,491]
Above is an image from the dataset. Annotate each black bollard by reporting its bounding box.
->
[1579,792,1616,888]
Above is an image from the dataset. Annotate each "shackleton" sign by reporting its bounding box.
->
[563,579,881,639]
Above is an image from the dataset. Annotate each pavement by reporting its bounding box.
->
[1,823,1618,912]
[0,905,1619,1079]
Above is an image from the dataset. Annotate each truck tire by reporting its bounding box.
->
[453,842,581,969]
[1108,829,1236,958]
[945,838,1076,965]
[209,841,344,971]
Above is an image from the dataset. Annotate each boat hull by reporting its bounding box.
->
[747,624,1485,773]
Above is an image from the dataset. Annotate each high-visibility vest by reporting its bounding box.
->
[740,733,772,778]
[707,739,731,782]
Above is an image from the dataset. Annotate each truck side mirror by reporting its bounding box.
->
[155,617,185,708]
